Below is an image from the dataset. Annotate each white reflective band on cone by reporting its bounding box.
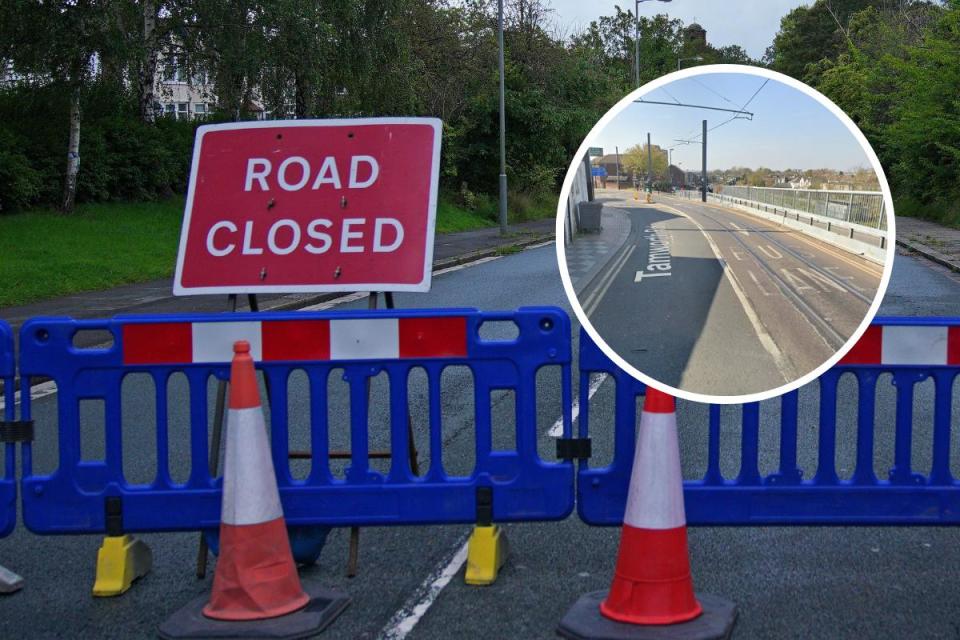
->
[623,410,686,530]
[221,407,283,526]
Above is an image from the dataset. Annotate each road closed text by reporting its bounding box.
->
[205,217,404,257]
[204,154,402,258]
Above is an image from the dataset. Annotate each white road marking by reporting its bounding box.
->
[0,380,58,410]
[376,534,471,640]
[757,245,783,260]
[747,271,771,296]
[797,267,847,292]
[634,271,671,282]
[730,222,749,236]
[780,268,815,292]
[581,245,636,316]
[548,372,608,437]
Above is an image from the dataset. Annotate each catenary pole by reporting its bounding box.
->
[701,119,707,202]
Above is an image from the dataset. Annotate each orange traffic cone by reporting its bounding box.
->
[600,388,700,624]
[557,387,736,640]
[203,339,308,620]
[160,340,349,639]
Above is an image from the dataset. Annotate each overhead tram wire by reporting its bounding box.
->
[659,86,683,105]
[672,78,770,146]
[690,77,738,106]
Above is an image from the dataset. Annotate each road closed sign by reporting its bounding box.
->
[173,118,442,295]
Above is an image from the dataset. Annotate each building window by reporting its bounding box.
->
[177,103,189,119]
[164,103,176,116]
[163,55,185,83]
[194,103,206,115]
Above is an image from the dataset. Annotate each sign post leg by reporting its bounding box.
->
[196,294,238,579]
[345,292,422,578]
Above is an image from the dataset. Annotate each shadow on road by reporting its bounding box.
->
[583,207,725,389]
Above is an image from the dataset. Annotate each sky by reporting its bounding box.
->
[547,0,810,59]
[588,73,873,172]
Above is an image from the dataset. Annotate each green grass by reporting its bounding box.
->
[0,198,185,308]
[0,190,559,308]
[435,198,496,232]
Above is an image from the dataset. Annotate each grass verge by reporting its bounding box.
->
[0,198,184,308]
[0,190,558,308]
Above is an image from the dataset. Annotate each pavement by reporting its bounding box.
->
[896,216,960,274]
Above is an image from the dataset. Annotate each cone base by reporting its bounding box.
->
[159,581,350,640]
[557,591,736,640]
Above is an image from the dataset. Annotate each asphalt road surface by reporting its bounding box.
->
[579,194,884,396]
[1,243,959,639]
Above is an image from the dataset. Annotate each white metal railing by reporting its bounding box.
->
[715,185,886,229]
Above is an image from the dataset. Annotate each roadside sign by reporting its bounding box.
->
[591,167,607,177]
[588,147,603,157]
[173,118,442,295]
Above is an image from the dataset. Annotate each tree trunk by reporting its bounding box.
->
[139,0,159,123]
[61,84,82,214]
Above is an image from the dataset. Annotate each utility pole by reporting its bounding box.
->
[647,132,652,191]
[497,0,508,234]
[701,119,707,202]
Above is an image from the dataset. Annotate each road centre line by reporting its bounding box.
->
[548,372,608,438]
[376,533,471,640]
[652,202,793,380]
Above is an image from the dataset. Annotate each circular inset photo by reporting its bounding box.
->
[557,65,895,404]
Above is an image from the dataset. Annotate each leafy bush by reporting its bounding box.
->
[0,128,43,212]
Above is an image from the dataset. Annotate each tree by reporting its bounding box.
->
[0,0,129,212]
[765,0,881,81]
[622,143,668,183]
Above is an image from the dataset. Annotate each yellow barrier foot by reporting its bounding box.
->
[92,535,152,597]
[464,524,508,586]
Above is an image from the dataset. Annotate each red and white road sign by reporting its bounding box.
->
[173,118,442,295]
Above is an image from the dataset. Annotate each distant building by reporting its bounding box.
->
[684,22,707,48]
[668,164,685,186]
[594,154,629,182]
[788,176,812,189]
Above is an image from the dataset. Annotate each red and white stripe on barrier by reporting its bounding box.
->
[840,324,960,366]
[121,317,467,365]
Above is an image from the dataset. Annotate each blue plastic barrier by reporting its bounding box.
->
[0,320,15,537]
[577,318,960,526]
[17,307,573,534]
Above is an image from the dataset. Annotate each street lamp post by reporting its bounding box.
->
[677,55,703,71]
[634,0,672,88]
[497,0,508,235]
